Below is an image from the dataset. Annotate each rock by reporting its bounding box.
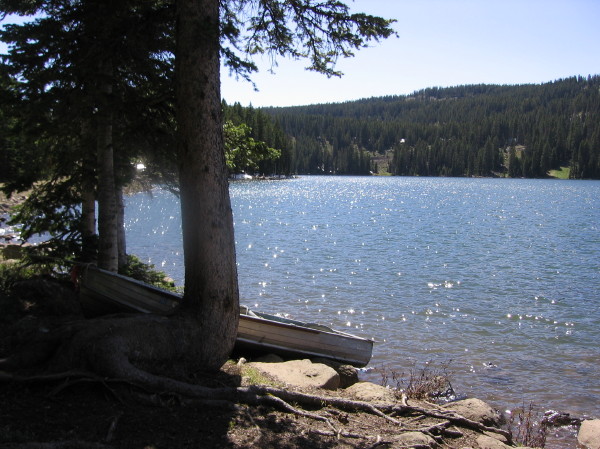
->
[392,431,437,448]
[444,398,503,427]
[337,364,359,388]
[475,434,512,449]
[578,419,600,449]
[482,430,508,445]
[542,409,582,427]
[247,359,340,390]
[311,357,359,388]
[344,382,396,403]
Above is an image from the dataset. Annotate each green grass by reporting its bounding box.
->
[548,166,570,179]
[241,365,283,387]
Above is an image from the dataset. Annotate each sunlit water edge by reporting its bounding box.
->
[125,176,600,437]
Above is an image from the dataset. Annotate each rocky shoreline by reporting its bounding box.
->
[237,355,599,449]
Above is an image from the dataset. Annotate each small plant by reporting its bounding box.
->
[120,254,180,292]
[508,401,547,448]
[378,360,455,402]
[241,365,282,387]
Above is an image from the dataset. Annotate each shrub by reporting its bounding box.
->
[508,402,547,448]
[120,254,180,292]
[379,360,455,402]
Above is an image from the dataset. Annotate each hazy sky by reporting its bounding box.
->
[221,0,600,107]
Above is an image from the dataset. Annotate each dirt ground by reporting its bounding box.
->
[0,365,493,449]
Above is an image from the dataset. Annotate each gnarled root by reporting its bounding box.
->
[1,313,511,449]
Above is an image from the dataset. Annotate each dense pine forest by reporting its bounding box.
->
[244,75,600,179]
[3,76,600,182]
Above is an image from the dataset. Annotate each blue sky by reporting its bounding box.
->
[221,0,600,107]
[2,1,599,108]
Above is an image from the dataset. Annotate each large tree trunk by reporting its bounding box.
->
[80,120,98,263]
[116,185,127,270]
[96,58,119,272]
[176,0,239,371]
[81,185,97,262]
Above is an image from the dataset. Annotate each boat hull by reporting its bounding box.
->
[237,311,373,367]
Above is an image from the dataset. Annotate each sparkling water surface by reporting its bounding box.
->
[125,176,600,426]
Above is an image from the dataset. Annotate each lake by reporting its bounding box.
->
[125,176,599,433]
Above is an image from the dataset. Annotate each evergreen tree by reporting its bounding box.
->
[263,76,600,179]
[0,0,175,268]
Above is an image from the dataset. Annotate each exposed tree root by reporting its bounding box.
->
[388,403,512,440]
[1,365,512,449]
[1,313,513,448]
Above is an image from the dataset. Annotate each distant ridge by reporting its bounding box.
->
[256,75,600,178]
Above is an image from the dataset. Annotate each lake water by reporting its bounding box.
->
[125,176,599,436]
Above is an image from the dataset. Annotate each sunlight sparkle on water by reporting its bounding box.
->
[125,176,600,421]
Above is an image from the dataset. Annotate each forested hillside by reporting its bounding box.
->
[260,76,600,178]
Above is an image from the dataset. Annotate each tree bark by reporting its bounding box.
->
[175,0,239,370]
[96,59,118,272]
[116,185,127,270]
[81,120,98,263]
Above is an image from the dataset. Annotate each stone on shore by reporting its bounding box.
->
[474,434,536,449]
[344,381,396,403]
[311,357,359,388]
[444,398,503,427]
[247,359,340,390]
[578,419,600,449]
[392,431,437,448]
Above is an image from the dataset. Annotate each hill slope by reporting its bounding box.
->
[260,76,600,178]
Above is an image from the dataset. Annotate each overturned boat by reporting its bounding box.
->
[76,265,373,367]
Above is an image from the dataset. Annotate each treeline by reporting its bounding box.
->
[262,75,600,178]
[222,102,289,175]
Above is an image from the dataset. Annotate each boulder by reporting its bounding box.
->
[475,434,512,449]
[344,382,396,403]
[475,433,534,449]
[247,359,340,390]
[337,364,359,388]
[444,398,503,427]
[578,419,600,449]
[392,431,436,448]
[311,357,359,388]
